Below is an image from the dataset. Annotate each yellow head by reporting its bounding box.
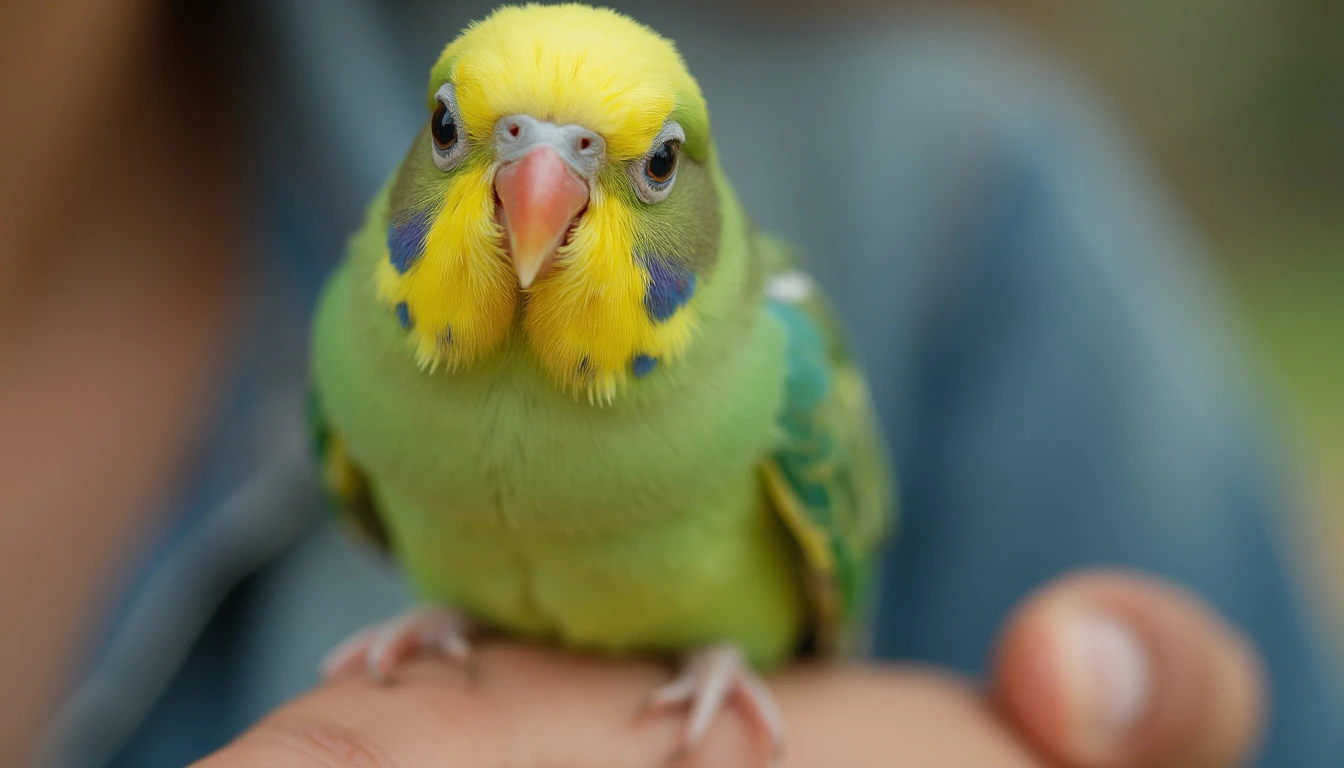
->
[376,4,720,401]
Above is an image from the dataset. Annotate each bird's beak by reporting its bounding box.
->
[495,146,589,289]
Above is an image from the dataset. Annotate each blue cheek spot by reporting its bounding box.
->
[641,254,696,323]
[395,302,413,329]
[388,209,434,274]
[631,354,658,379]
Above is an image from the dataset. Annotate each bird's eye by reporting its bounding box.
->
[645,141,679,183]
[431,103,457,151]
[629,122,686,204]
[430,83,468,171]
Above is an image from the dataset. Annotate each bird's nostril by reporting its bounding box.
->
[508,123,520,137]
[579,137,592,151]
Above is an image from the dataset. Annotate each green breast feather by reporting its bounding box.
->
[755,234,896,655]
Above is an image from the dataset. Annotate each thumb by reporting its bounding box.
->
[991,570,1265,768]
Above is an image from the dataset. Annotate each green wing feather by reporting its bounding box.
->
[755,233,895,656]
[306,386,390,552]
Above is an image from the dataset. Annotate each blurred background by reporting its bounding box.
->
[976,0,1343,633]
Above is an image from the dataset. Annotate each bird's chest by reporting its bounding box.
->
[375,436,805,665]
[359,326,786,537]
[360,344,804,664]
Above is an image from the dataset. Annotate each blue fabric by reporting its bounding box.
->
[81,3,1343,767]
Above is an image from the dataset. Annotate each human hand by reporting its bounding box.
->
[195,569,1263,767]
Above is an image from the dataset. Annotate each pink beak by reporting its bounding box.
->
[494,146,589,288]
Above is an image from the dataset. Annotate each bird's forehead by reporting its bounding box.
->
[428,5,703,161]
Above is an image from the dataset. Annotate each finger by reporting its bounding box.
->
[193,646,752,768]
[192,661,507,768]
[194,643,1042,768]
[992,569,1265,768]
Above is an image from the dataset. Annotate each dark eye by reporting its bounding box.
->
[431,103,457,151]
[645,140,679,183]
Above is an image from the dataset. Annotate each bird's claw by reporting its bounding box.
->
[320,605,479,685]
[639,643,786,766]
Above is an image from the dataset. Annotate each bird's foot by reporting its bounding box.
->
[320,605,479,684]
[640,642,786,766]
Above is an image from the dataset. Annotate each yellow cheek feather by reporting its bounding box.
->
[376,163,517,370]
[523,181,697,403]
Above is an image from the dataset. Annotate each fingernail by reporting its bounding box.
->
[1061,609,1151,754]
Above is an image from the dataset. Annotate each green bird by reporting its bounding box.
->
[309,3,893,756]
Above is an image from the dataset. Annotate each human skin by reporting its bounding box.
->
[0,1,238,762]
[196,572,1263,768]
[0,3,1262,768]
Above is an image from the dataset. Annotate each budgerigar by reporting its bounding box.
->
[309,4,893,759]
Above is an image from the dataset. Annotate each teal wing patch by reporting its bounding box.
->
[307,386,389,552]
[759,259,895,657]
